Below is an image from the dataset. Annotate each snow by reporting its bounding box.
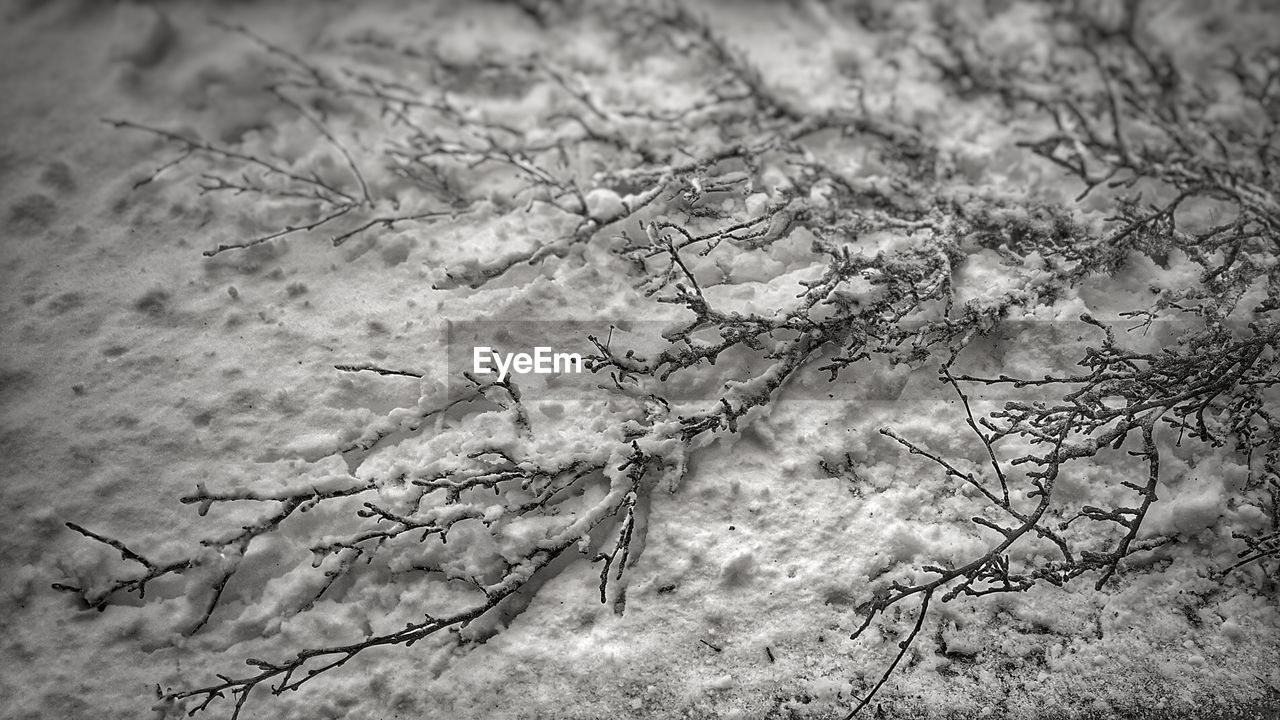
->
[584,187,625,223]
[1,1,1278,720]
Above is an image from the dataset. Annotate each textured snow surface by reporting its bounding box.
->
[1,1,1278,719]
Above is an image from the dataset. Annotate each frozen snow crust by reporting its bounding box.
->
[2,1,1278,719]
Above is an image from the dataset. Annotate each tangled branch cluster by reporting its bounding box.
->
[58,2,1279,717]
[840,1,1280,714]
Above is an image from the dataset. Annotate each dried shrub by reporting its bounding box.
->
[57,2,1278,718]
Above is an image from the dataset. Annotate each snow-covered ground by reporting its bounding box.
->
[1,1,1278,719]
